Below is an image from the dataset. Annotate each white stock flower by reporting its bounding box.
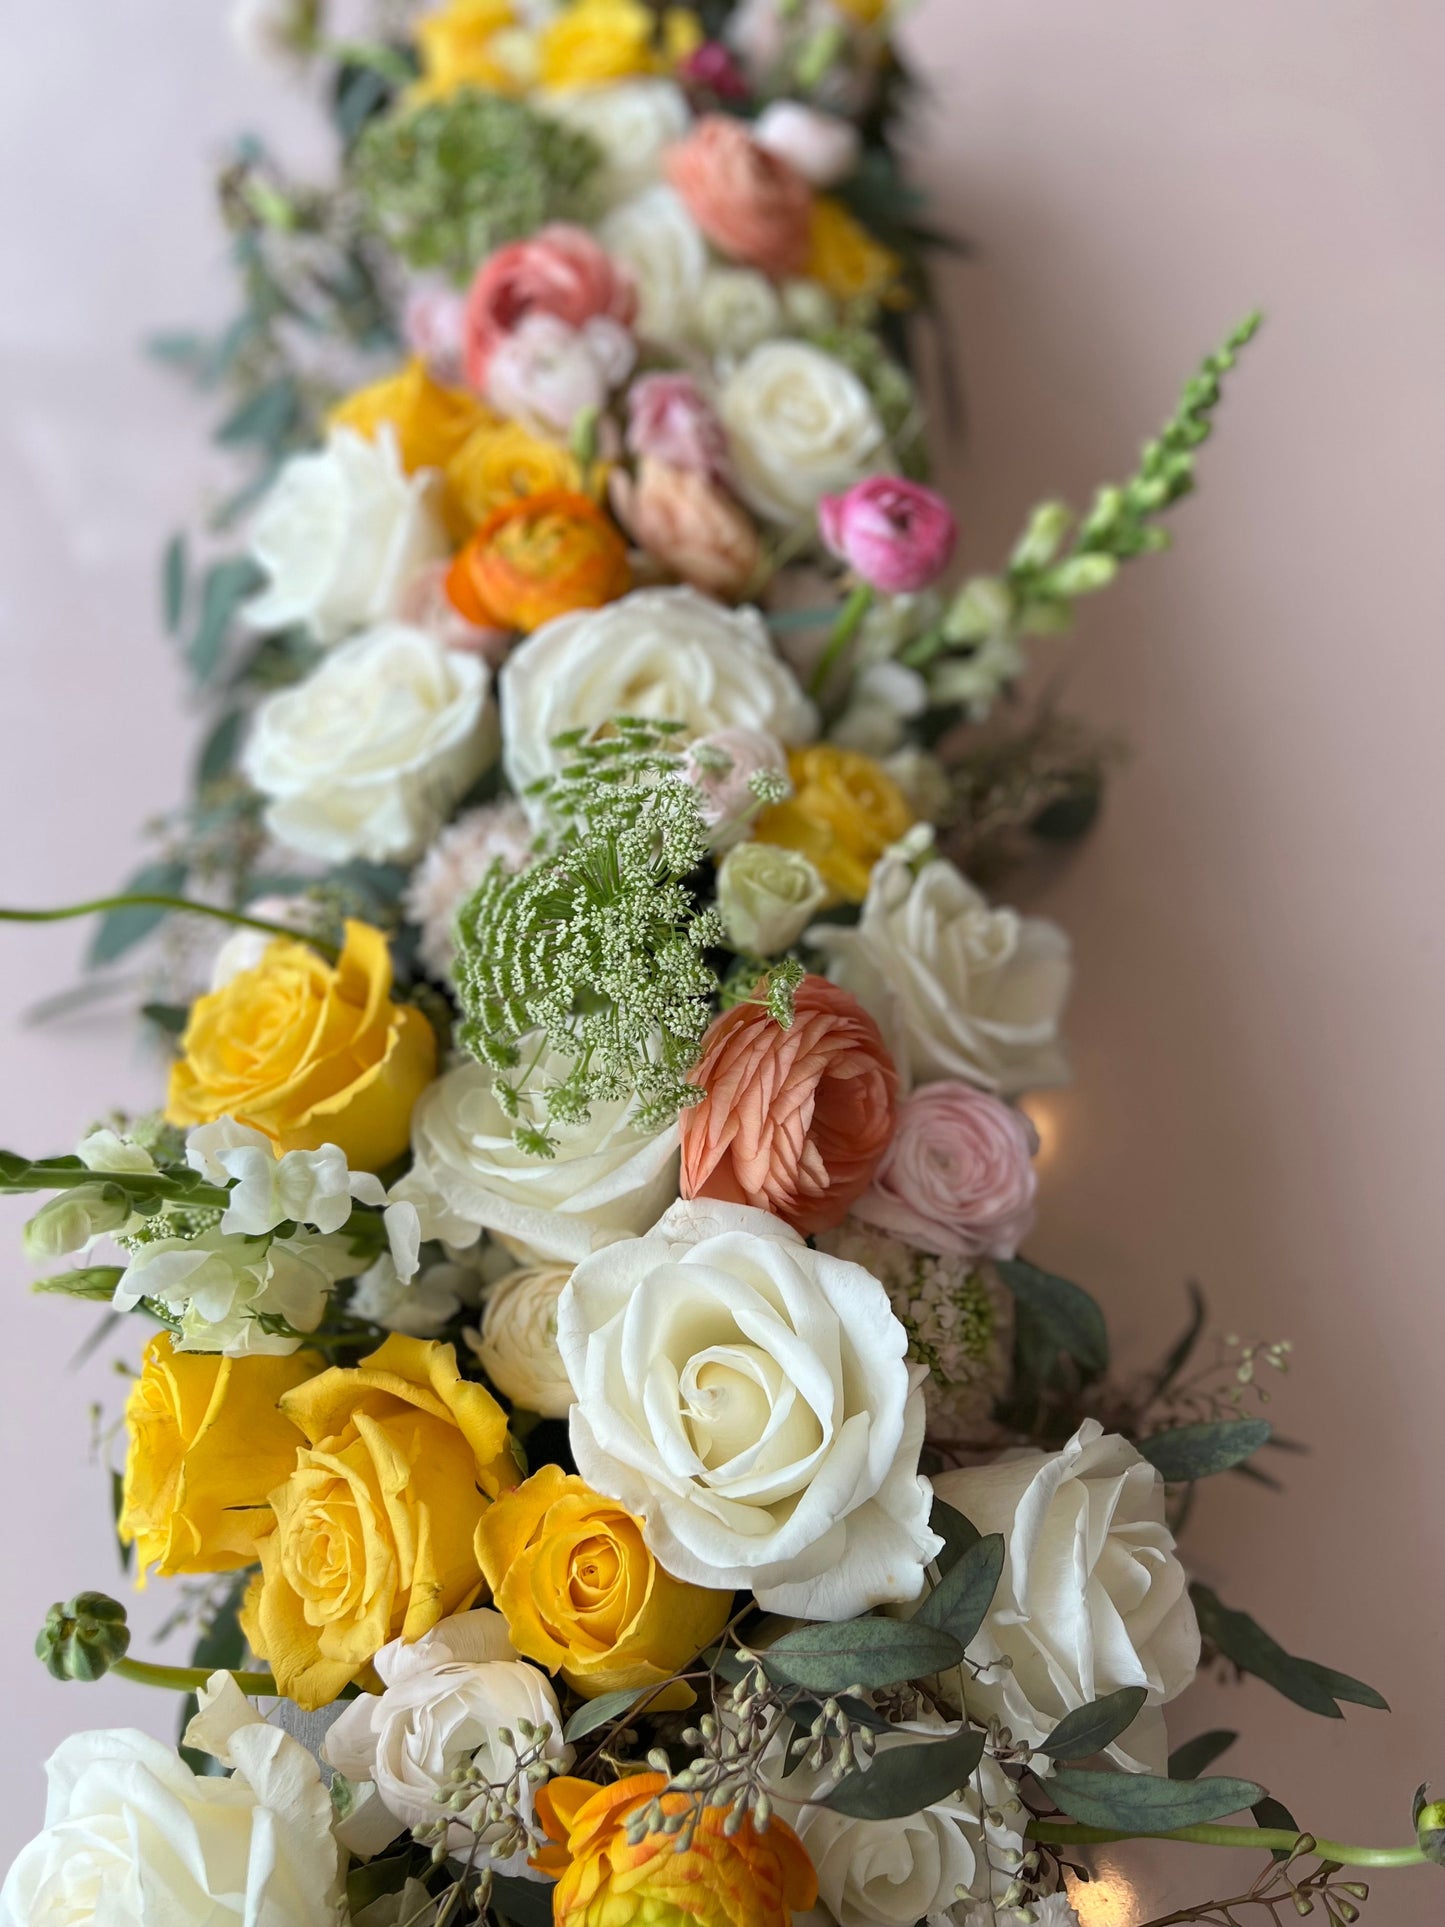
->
[113,1227,358,1356]
[392,1057,680,1266]
[719,340,890,526]
[598,186,708,345]
[545,79,692,205]
[404,800,536,980]
[557,1198,942,1617]
[467,1262,575,1417]
[324,1611,572,1875]
[810,845,1073,1095]
[932,1420,1202,1774]
[350,1254,484,1337]
[716,841,828,955]
[695,266,785,361]
[245,427,449,646]
[500,586,816,797]
[243,623,496,864]
[185,1118,386,1236]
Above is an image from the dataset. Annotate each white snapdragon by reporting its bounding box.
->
[350,1254,484,1338]
[113,1227,358,1356]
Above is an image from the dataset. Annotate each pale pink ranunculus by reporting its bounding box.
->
[403,281,468,385]
[818,476,959,595]
[682,723,789,847]
[463,223,638,392]
[610,458,760,601]
[665,114,813,279]
[485,312,636,437]
[852,1081,1039,1261]
[753,100,861,188]
[626,372,731,485]
[398,559,513,667]
[403,800,536,980]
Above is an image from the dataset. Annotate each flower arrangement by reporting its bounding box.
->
[1,3,1436,1925]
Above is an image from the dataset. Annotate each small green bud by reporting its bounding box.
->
[1009,500,1073,572]
[37,1592,131,1682]
[23,1184,131,1262]
[1045,553,1120,599]
[942,574,1013,645]
[1414,1783,1445,1865]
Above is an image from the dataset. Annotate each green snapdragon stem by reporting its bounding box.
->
[1025,1818,1426,1869]
[0,896,339,963]
[807,583,874,700]
[113,1659,279,1697]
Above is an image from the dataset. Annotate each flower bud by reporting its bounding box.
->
[36,1592,131,1682]
[717,842,829,956]
[23,1184,132,1261]
[1415,1784,1445,1865]
[818,476,958,596]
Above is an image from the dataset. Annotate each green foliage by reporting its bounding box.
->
[1169,1730,1239,1781]
[88,859,190,965]
[914,1533,1004,1649]
[32,1266,125,1301]
[826,1725,986,1821]
[1192,1584,1390,1718]
[1048,1767,1268,1831]
[189,557,265,686]
[1039,1687,1150,1764]
[753,1617,965,1695]
[562,1687,654,1744]
[36,1591,131,1682]
[1140,1418,1273,1483]
[1414,1786,1445,1868]
[928,1496,981,1575]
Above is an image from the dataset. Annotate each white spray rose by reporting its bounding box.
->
[720,340,890,526]
[243,622,496,864]
[467,1263,575,1417]
[500,586,816,798]
[716,842,828,955]
[324,1611,572,1875]
[545,79,692,205]
[113,1227,358,1356]
[598,186,708,345]
[695,266,785,361]
[557,1198,942,1618]
[810,845,1073,1095]
[245,427,448,646]
[932,1420,1202,1774]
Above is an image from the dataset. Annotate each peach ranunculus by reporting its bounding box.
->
[611,459,760,600]
[446,417,593,531]
[752,743,917,904]
[463,224,638,392]
[447,489,632,632]
[533,1774,817,1927]
[329,358,497,478]
[165,920,437,1174]
[665,114,814,278]
[681,974,898,1236]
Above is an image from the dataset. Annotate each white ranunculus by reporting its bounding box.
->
[391,1057,680,1266]
[810,845,1073,1095]
[716,841,828,955]
[500,586,816,797]
[113,1227,358,1356]
[0,1677,344,1926]
[245,427,449,645]
[545,79,692,205]
[324,1611,572,1876]
[695,266,785,361]
[467,1262,575,1417]
[350,1254,484,1337]
[598,186,708,345]
[931,1420,1202,1774]
[243,623,496,864]
[719,340,890,526]
[557,1198,941,1617]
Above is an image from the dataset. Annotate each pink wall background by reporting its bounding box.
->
[2,3,1442,1918]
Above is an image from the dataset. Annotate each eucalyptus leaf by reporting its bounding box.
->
[162,533,188,634]
[1168,1730,1238,1781]
[490,1873,555,1927]
[1151,1280,1208,1396]
[759,1619,965,1695]
[88,859,190,965]
[33,1267,125,1301]
[1049,1768,1266,1832]
[826,1726,986,1820]
[1192,1585,1388,1719]
[915,1534,1004,1651]
[997,1257,1109,1379]
[196,710,245,788]
[1140,1419,1272,1483]
[1038,1687,1148,1764]
[563,1688,652,1743]
[1253,1794,1301,1860]
[190,559,264,685]
[929,1496,980,1577]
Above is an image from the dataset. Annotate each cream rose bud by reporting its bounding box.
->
[244,426,449,646]
[557,1197,942,1618]
[324,1611,572,1876]
[720,340,891,526]
[391,1057,680,1266]
[695,266,785,361]
[545,79,692,206]
[810,844,1073,1095]
[467,1262,575,1417]
[717,842,828,955]
[598,186,708,345]
[499,586,816,799]
[243,623,497,865]
[931,1420,1202,1774]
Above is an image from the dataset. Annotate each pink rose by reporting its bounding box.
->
[665,115,813,279]
[753,101,861,188]
[463,224,638,392]
[682,724,789,847]
[610,459,761,601]
[626,373,731,485]
[853,1082,1039,1261]
[818,476,959,594]
[485,313,636,436]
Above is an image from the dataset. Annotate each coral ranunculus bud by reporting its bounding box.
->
[36,1593,131,1682]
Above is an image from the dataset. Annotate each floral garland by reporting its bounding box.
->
[1,4,1436,1926]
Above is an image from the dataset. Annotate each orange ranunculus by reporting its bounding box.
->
[446,489,631,633]
[752,743,917,904]
[330,358,497,477]
[533,1774,817,1927]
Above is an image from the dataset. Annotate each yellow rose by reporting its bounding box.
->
[119,1333,317,1582]
[445,419,591,532]
[475,1466,732,1705]
[242,1336,518,1708]
[805,197,908,309]
[330,359,498,478]
[538,0,697,88]
[166,920,437,1174]
[833,0,891,21]
[411,0,532,102]
[753,744,917,904]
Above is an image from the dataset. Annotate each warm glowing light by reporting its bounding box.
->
[1069,1866,1142,1927]
[1018,1092,1065,1172]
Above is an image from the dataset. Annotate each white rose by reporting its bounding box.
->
[0,1680,344,1926]
[113,1227,358,1356]
[810,846,1073,1095]
[716,842,828,955]
[598,186,708,345]
[391,1057,680,1266]
[720,341,890,526]
[557,1197,942,1617]
[243,623,496,864]
[245,427,449,646]
[695,266,785,362]
[754,100,861,186]
[324,1611,572,1876]
[467,1263,574,1417]
[350,1254,483,1337]
[500,586,816,797]
[932,1420,1202,1774]
[545,79,692,205]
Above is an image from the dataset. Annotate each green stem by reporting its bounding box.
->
[0,1161,231,1207]
[113,1658,278,1697]
[1026,1818,1426,1870]
[807,583,874,700]
[0,897,339,963]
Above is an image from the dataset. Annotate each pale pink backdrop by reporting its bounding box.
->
[2,3,1442,1919]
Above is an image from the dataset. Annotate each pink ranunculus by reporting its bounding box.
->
[818,476,960,594]
[403,281,468,386]
[485,312,636,437]
[681,723,789,847]
[753,100,861,188]
[462,224,638,393]
[852,1082,1039,1261]
[626,372,732,486]
[664,114,813,279]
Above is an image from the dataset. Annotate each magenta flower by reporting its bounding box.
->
[818,476,959,594]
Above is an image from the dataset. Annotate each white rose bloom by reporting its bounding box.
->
[719,341,890,526]
[810,846,1073,1095]
[350,1254,483,1337]
[391,1057,680,1266]
[695,266,785,362]
[598,186,708,345]
[243,623,496,864]
[716,842,828,955]
[324,1611,572,1876]
[932,1420,1202,1775]
[500,586,816,797]
[114,1227,358,1356]
[467,1262,575,1417]
[0,1677,344,1926]
[245,427,449,646]
[557,1198,942,1617]
[545,79,692,205]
